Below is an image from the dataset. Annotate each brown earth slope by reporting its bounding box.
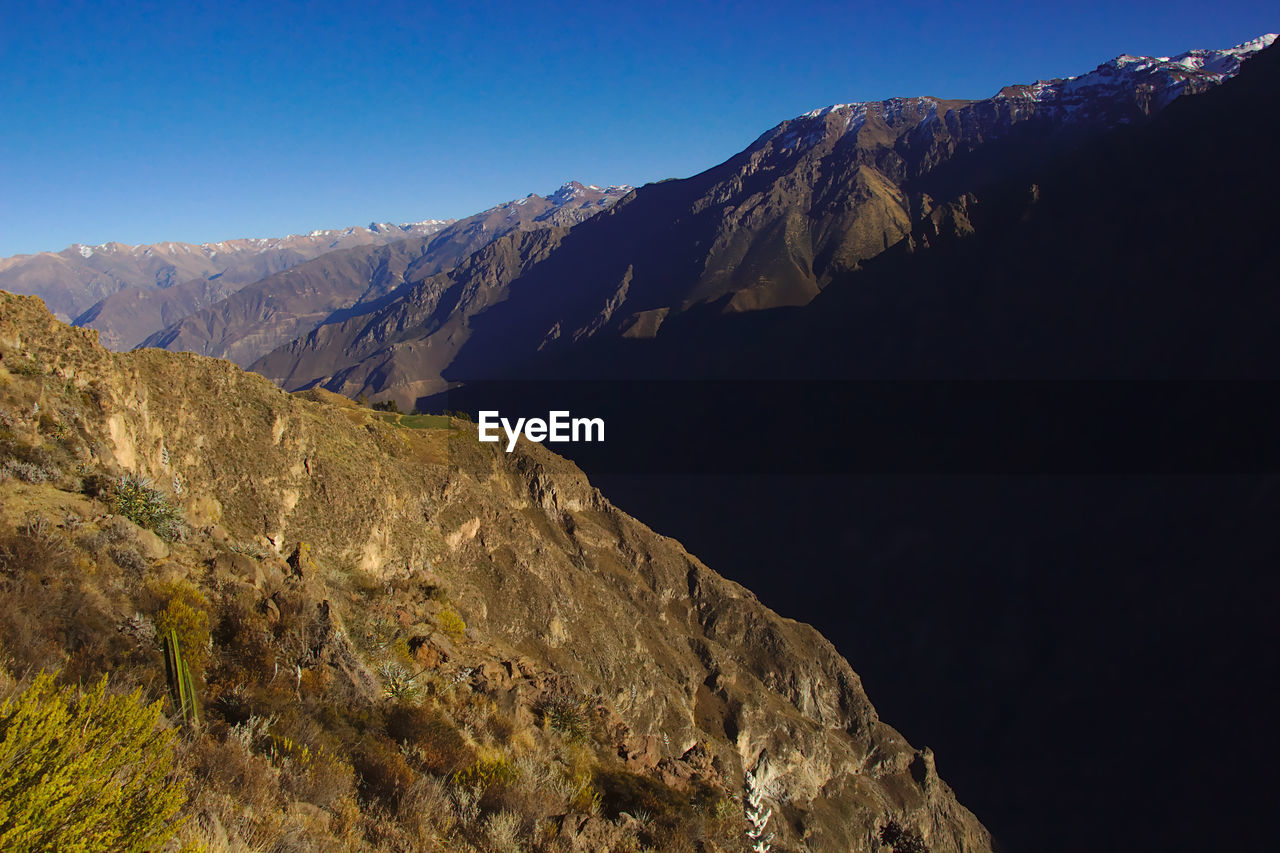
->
[0,291,988,851]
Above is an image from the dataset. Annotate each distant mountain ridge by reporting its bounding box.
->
[247,36,1275,405]
[794,32,1276,143]
[0,220,454,335]
[136,182,633,367]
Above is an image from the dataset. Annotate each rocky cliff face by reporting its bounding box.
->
[0,291,989,850]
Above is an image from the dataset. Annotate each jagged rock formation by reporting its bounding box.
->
[0,291,990,850]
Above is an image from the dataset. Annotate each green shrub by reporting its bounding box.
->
[452,757,519,795]
[535,692,591,744]
[149,579,212,677]
[437,607,466,641]
[107,475,185,541]
[0,671,186,851]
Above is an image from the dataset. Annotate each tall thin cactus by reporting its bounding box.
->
[744,752,773,853]
[163,628,200,728]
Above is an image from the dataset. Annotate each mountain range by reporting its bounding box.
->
[234,34,1276,405]
[136,183,632,367]
[2,34,1278,853]
[2,37,1271,394]
[0,221,452,341]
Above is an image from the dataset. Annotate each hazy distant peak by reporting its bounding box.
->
[36,219,457,265]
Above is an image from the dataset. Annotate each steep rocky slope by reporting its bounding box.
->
[249,36,1273,407]
[0,221,453,337]
[568,36,1280,383]
[1,291,988,851]
[141,183,632,367]
[419,40,1280,853]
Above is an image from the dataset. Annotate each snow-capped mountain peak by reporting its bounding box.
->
[757,35,1275,160]
[545,181,635,207]
[1012,33,1278,109]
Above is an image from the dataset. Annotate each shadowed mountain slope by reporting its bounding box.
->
[246,37,1274,406]
[544,37,1280,382]
[423,40,1280,853]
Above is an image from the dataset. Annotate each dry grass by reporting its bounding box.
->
[0,339,740,853]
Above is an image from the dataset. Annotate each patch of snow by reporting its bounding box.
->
[1000,34,1275,109]
[801,103,854,119]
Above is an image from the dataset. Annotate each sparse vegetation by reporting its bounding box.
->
[105,474,186,541]
[6,356,42,376]
[0,423,743,853]
[880,820,930,853]
[744,761,773,852]
[0,294,947,853]
[536,690,592,744]
[437,605,466,641]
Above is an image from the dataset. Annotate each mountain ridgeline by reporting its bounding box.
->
[0,221,453,343]
[136,183,633,367]
[243,36,1277,404]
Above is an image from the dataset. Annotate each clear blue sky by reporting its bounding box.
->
[1,0,1274,256]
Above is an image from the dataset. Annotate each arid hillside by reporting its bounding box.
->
[0,291,989,852]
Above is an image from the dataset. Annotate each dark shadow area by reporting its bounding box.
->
[588,473,1280,853]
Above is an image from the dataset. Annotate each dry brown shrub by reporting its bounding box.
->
[281,748,358,812]
[353,737,418,809]
[0,518,75,579]
[0,521,120,673]
[210,593,278,684]
[386,703,474,776]
[189,736,289,850]
[485,708,518,745]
